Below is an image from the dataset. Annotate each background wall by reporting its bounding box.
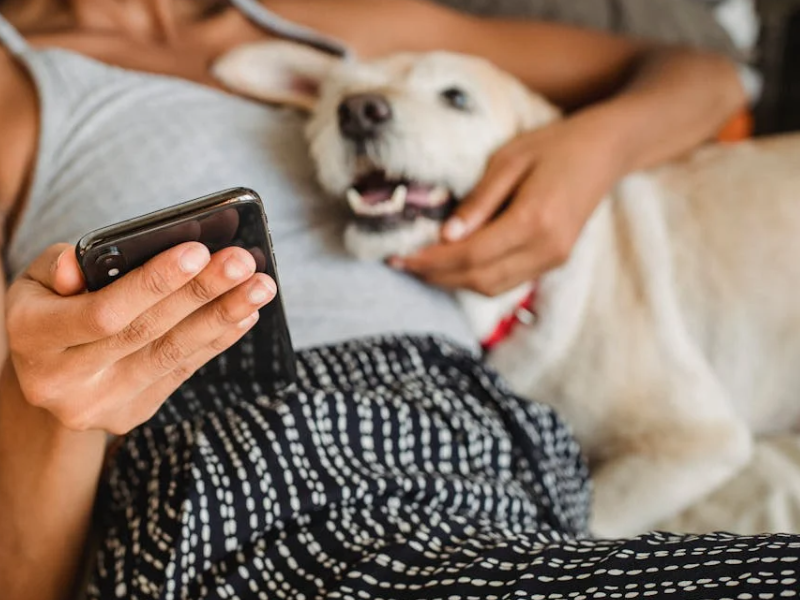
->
[755,0,800,134]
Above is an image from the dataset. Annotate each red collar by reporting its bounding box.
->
[480,283,538,352]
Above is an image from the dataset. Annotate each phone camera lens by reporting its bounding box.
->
[95,247,126,279]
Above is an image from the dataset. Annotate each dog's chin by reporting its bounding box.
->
[344,220,441,261]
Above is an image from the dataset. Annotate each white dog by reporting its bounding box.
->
[213,41,800,538]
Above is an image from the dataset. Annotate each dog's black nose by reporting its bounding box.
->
[338,94,392,141]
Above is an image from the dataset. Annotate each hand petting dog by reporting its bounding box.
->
[393,111,625,296]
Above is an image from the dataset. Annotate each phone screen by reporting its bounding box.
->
[77,192,297,403]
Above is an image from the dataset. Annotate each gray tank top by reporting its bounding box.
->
[0,13,477,353]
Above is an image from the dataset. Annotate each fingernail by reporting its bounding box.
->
[237,311,260,328]
[247,280,274,304]
[180,246,210,274]
[224,256,249,280]
[265,278,277,296]
[52,249,67,274]
[443,217,467,241]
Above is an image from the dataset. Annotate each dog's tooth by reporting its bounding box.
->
[347,185,407,216]
[386,185,408,213]
[428,186,449,206]
[347,188,366,213]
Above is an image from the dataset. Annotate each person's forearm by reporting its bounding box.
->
[0,362,106,600]
[261,0,645,106]
[455,18,653,108]
[569,47,747,177]
[262,0,744,115]
[452,13,747,177]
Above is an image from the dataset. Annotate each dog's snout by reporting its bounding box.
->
[338,94,392,141]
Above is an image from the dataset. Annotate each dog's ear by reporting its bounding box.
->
[212,41,339,111]
[506,77,562,132]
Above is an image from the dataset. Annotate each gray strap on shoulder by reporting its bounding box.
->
[228,0,353,60]
[0,12,29,56]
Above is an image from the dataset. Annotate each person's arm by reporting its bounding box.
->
[459,19,747,160]
[0,50,99,600]
[0,357,106,600]
[0,56,280,596]
[396,3,747,170]
[262,0,745,110]
[0,61,107,591]
[1,239,280,600]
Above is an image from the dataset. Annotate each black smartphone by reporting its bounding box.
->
[76,187,297,394]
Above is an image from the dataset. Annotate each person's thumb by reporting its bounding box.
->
[24,244,85,296]
[441,155,531,242]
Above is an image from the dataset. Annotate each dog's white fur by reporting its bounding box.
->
[214,41,800,537]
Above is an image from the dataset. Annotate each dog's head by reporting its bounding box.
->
[214,42,560,259]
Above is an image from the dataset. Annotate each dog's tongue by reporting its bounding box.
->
[360,183,436,206]
[407,184,438,206]
[348,171,453,218]
[360,186,395,205]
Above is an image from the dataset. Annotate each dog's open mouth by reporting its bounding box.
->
[346,171,456,231]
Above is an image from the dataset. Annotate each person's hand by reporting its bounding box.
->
[393,113,628,296]
[5,242,276,435]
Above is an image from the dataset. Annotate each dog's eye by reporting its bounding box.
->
[440,87,471,111]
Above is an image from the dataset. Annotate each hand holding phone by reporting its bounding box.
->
[6,240,271,434]
[5,189,295,435]
[77,187,297,393]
